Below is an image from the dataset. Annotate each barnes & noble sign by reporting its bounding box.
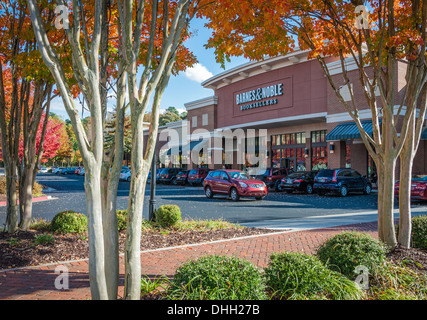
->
[236,83,283,111]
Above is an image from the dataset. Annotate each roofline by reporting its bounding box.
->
[201,49,311,90]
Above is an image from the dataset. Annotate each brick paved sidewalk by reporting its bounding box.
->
[0,221,378,300]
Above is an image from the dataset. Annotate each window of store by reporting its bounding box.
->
[271,132,306,171]
[311,130,328,171]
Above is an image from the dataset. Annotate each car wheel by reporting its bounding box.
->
[306,184,313,194]
[205,186,213,199]
[230,188,240,201]
[255,196,265,200]
[339,185,348,197]
[64,171,67,175]
[127,176,131,182]
[172,178,177,185]
[274,181,282,192]
[364,184,372,195]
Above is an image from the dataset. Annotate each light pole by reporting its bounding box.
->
[149,150,157,221]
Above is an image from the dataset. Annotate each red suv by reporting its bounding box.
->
[249,168,293,191]
[188,168,210,186]
[203,169,268,201]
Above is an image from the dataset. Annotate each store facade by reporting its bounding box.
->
[153,50,427,176]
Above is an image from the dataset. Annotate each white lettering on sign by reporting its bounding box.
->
[236,83,283,105]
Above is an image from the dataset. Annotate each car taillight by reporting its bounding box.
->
[332,171,337,183]
[266,177,272,181]
[166,175,169,178]
[415,183,427,189]
[294,179,303,183]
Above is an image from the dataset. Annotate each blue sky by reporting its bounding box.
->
[50,18,250,120]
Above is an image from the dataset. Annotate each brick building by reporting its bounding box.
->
[148,50,427,177]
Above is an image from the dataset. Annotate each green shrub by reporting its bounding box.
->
[155,205,182,228]
[33,233,55,245]
[116,210,127,231]
[50,210,88,234]
[411,215,427,249]
[316,232,387,279]
[264,251,362,300]
[168,255,267,300]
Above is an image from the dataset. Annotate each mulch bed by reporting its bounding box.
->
[0,227,278,270]
[387,245,427,273]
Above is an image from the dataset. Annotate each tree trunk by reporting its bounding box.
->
[85,165,109,300]
[381,155,397,248]
[398,113,415,248]
[100,63,127,300]
[5,166,18,233]
[18,165,35,230]
[124,116,147,300]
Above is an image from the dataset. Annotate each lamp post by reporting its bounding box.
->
[149,151,157,221]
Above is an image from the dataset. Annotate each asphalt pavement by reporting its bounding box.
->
[1,172,427,231]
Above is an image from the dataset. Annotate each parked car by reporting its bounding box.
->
[53,167,64,174]
[395,174,427,201]
[175,170,190,185]
[39,166,48,173]
[120,169,131,181]
[313,168,372,197]
[60,167,76,175]
[280,171,318,194]
[187,168,210,186]
[75,167,84,174]
[158,168,182,184]
[203,169,267,201]
[248,167,294,191]
[78,167,85,176]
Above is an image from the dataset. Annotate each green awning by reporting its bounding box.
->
[326,120,380,141]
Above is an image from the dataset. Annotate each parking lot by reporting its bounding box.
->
[1,171,427,231]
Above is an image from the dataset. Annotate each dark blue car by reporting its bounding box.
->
[313,168,372,197]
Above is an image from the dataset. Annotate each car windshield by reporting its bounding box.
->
[413,175,427,182]
[228,171,251,180]
[160,169,168,174]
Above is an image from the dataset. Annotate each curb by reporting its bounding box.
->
[0,195,55,207]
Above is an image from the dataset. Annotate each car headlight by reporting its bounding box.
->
[239,182,248,187]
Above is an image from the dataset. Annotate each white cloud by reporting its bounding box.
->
[183,63,213,83]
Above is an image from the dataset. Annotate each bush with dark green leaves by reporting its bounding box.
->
[155,205,182,228]
[168,255,267,300]
[264,251,362,300]
[411,215,427,249]
[316,232,387,279]
[50,210,88,234]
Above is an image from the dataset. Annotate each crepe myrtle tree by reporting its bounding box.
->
[0,0,60,232]
[201,0,427,248]
[116,0,201,300]
[27,0,201,300]
[26,0,127,300]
